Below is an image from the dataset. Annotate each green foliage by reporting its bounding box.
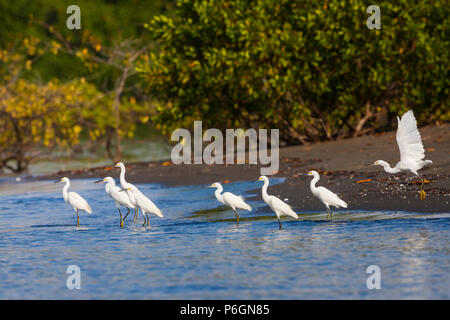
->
[0,0,174,84]
[0,1,172,171]
[140,0,449,142]
[0,37,153,173]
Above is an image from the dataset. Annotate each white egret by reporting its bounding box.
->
[373,110,432,199]
[257,176,298,229]
[306,171,347,220]
[95,177,135,227]
[120,185,164,226]
[114,162,139,221]
[209,182,252,223]
[55,177,92,228]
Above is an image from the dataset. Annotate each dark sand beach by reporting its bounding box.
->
[36,124,450,213]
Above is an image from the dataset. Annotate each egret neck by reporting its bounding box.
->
[261,178,270,203]
[214,185,225,204]
[105,180,113,195]
[62,179,70,203]
[379,161,402,174]
[309,172,320,196]
[119,165,127,187]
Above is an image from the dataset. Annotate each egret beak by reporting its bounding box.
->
[94,179,105,184]
[114,163,120,168]
[119,188,130,192]
[207,184,214,188]
[54,179,62,183]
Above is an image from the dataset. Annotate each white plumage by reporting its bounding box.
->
[257,176,298,229]
[115,162,163,226]
[55,177,92,228]
[210,182,252,223]
[374,110,432,199]
[121,184,163,226]
[95,177,134,227]
[306,171,347,220]
[114,162,140,221]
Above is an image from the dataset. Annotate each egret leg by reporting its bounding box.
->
[233,209,240,224]
[146,214,150,226]
[419,177,426,200]
[142,214,147,226]
[277,217,282,230]
[122,208,131,222]
[76,210,80,228]
[134,208,139,222]
[327,208,334,221]
[118,208,124,228]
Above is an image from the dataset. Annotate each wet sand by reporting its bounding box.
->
[36,124,449,213]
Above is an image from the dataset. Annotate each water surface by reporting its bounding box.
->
[0,178,448,299]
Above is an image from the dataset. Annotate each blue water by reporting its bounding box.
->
[0,178,449,299]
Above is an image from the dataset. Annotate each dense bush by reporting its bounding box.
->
[0,0,171,172]
[0,39,152,172]
[0,0,173,82]
[140,0,449,143]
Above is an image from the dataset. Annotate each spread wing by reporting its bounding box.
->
[396,110,425,163]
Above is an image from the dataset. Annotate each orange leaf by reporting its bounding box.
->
[356,179,372,184]
[162,161,172,166]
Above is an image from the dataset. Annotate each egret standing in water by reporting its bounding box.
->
[95,177,134,227]
[120,185,164,226]
[209,182,252,223]
[373,110,432,199]
[306,171,347,220]
[55,177,92,228]
[114,162,139,221]
[257,176,298,229]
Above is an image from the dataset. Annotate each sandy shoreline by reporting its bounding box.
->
[33,124,450,213]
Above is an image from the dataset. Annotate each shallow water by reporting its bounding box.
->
[0,178,449,299]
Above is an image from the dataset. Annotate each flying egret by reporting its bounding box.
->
[120,185,164,226]
[306,171,347,220]
[114,162,139,221]
[55,177,92,228]
[373,110,432,199]
[94,177,135,227]
[209,182,252,223]
[257,176,298,229]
